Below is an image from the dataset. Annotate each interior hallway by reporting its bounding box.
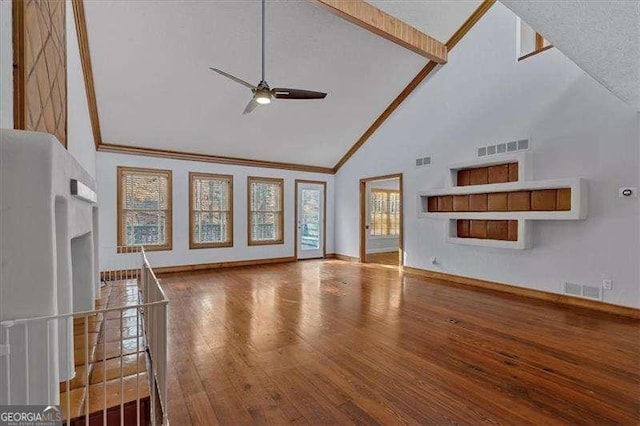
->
[159,260,639,425]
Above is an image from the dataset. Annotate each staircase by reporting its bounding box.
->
[60,279,151,425]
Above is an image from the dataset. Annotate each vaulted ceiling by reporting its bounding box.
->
[84,0,480,168]
[501,0,640,110]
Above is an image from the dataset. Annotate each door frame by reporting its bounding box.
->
[359,173,404,265]
[294,179,327,260]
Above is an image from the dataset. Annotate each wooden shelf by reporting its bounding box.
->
[417,153,587,249]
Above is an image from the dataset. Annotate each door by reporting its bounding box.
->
[359,174,404,265]
[296,181,325,259]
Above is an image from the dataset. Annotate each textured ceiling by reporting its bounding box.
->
[501,0,640,110]
[84,0,477,168]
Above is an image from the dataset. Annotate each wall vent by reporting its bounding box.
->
[563,282,602,300]
[478,139,529,157]
[582,285,602,300]
[563,282,582,296]
[415,156,431,167]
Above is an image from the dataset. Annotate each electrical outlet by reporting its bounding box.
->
[430,256,437,265]
[602,279,613,290]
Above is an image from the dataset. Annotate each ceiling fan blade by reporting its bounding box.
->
[210,67,255,90]
[243,97,259,114]
[272,88,327,100]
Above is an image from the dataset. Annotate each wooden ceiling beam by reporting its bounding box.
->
[311,0,447,64]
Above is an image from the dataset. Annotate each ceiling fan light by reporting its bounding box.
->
[255,93,271,104]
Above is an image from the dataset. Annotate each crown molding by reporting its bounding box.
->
[98,143,334,174]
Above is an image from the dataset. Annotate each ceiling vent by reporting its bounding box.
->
[563,282,602,301]
[415,156,432,167]
[478,139,529,157]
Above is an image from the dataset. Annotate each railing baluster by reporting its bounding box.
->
[4,327,11,405]
[45,320,50,402]
[24,324,29,405]
[84,316,89,426]
[136,305,140,426]
[120,310,124,426]
[66,318,70,425]
[103,316,107,426]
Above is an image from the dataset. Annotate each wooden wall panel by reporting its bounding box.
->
[457,162,519,186]
[428,189,571,213]
[487,192,508,211]
[457,219,518,241]
[13,0,67,147]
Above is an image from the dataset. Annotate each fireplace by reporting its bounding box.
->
[0,130,98,405]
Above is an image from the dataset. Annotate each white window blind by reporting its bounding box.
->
[118,167,172,251]
[248,177,284,245]
[190,173,233,248]
[370,189,400,236]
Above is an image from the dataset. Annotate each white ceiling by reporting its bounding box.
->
[367,0,481,43]
[501,0,640,110]
[84,0,478,168]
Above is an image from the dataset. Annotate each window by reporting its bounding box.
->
[189,173,233,249]
[370,189,400,236]
[117,166,172,251]
[517,18,552,61]
[248,177,284,245]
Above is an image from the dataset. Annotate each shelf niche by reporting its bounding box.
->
[417,152,587,249]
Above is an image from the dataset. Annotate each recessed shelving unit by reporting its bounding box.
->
[417,152,587,249]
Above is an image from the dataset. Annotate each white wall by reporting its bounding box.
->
[98,152,335,271]
[367,179,400,254]
[0,0,12,129]
[65,0,96,178]
[334,3,640,308]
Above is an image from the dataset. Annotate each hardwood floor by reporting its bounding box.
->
[159,260,639,425]
[366,251,399,266]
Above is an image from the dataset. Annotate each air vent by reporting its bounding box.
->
[582,285,602,300]
[415,156,431,167]
[563,282,602,300]
[563,282,581,296]
[478,139,529,157]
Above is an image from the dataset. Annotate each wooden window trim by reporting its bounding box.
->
[518,44,553,61]
[189,172,234,249]
[247,176,285,246]
[518,32,553,62]
[117,166,173,252]
[370,189,401,237]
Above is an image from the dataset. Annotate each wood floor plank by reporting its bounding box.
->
[158,260,640,425]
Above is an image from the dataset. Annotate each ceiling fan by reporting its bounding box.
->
[210,0,327,114]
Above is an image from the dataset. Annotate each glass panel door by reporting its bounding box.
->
[296,182,324,259]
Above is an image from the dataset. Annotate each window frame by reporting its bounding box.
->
[117,166,173,252]
[189,172,234,249]
[369,189,401,237]
[517,21,553,61]
[247,176,285,246]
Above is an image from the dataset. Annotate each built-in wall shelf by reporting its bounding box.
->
[417,152,588,249]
